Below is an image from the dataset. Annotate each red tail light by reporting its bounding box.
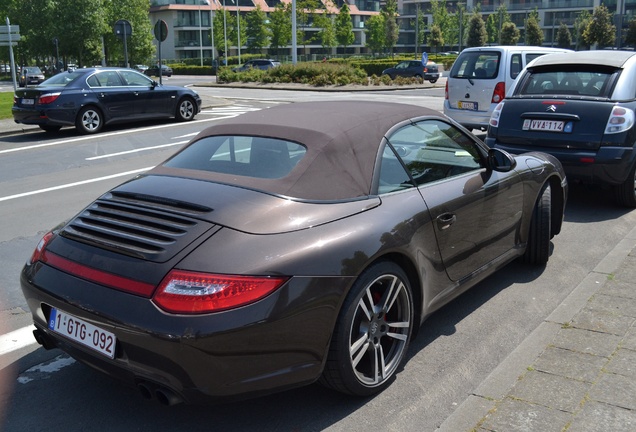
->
[445,80,449,100]
[37,92,61,105]
[153,270,289,314]
[492,82,506,104]
[30,232,55,264]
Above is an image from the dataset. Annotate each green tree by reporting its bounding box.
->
[574,10,591,50]
[213,8,231,57]
[335,3,355,53]
[486,4,511,45]
[466,10,487,47]
[296,0,321,54]
[103,0,155,67]
[583,4,616,48]
[269,2,292,56]
[381,0,399,55]
[524,9,543,46]
[430,0,452,51]
[429,24,444,53]
[52,0,107,66]
[12,0,56,65]
[365,14,385,55]
[555,23,572,49]
[500,22,520,46]
[245,5,270,53]
[625,17,636,47]
[314,12,336,54]
[414,7,426,55]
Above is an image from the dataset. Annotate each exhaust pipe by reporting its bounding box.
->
[155,387,183,406]
[137,382,154,400]
[32,329,55,350]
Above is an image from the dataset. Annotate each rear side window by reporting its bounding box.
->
[450,51,500,79]
[164,136,306,179]
[519,70,614,97]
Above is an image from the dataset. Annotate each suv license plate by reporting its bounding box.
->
[48,308,116,359]
[458,101,477,111]
[523,119,565,132]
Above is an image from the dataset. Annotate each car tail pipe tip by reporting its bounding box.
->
[137,381,183,406]
[155,387,183,406]
[32,328,55,350]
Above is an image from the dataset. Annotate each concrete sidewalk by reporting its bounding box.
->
[440,226,636,431]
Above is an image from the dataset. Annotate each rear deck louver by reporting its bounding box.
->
[61,192,214,262]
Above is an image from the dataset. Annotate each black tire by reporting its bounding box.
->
[521,184,551,265]
[39,125,62,133]
[176,97,196,122]
[429,79,438,84]
[320,261,413,396]
[75,106,103,134]
[614,163,636,208]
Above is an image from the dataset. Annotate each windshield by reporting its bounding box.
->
[40,71,84,87]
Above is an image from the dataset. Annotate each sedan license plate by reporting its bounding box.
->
[523,119,565,132]
[48,308,116,359]
[21,98,34,105]
[458,101,478,111]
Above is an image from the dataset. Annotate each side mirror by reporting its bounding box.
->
[487,148,517,172]
[151,80,158,88]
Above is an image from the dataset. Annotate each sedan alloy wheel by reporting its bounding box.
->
[76,106,103,134]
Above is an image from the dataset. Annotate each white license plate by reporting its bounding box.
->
[48,308,116,359]
[458,101,478,111]
[21,98,34,105]
[523,119,565,132]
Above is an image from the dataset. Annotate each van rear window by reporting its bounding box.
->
[450,51,500,79]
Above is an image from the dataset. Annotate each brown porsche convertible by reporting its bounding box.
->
[21,101,567,405]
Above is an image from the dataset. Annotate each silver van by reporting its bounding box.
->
[444,46,572,131]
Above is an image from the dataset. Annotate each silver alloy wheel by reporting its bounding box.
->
[178,99,194,121]
[81,109,101,132]
[348,273,411,386]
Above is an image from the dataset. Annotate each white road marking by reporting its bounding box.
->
[0,325,37,356]
[0,167,152,203]
[86,140,189,160]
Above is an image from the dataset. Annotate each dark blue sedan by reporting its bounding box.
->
[12,67,201,134]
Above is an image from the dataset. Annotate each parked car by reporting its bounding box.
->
[12,67,200,134]
[381,60,439,83]
[21,101,566,405]
[444,46,572,131]
[134,64,149,73]
[486,50,636,207]
[232,59,280,72]
[145,64,173,77]
[18,66,45,87]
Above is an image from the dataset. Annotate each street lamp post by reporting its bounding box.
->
[223,0,228,66]
[236,2,241,65]
[208,0,215,63]
[199,3,203,66]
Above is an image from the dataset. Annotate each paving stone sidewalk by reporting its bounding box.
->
[440,228,636,432]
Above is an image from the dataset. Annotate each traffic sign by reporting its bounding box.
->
[0,34,20,42]
[0,24,19,33]
[114,19,132,38]
[154,20,168,42]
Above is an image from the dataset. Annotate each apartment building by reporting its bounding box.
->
[148,0,636,60]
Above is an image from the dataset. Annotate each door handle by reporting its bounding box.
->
[436,213,456,230]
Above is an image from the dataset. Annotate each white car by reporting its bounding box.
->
[444,46,572,131]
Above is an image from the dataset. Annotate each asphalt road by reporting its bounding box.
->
[1,85,635,431]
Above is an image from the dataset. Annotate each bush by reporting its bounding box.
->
[220,62,368,86]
